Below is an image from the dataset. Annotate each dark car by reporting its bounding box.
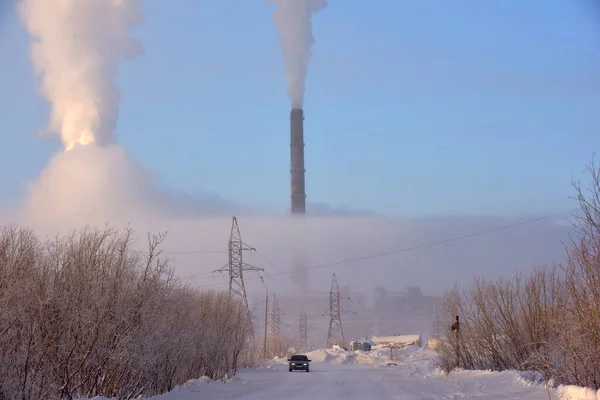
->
[287,354,311,372]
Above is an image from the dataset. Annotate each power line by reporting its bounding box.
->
[253,250,284,273]
[162,249,227,255]
[173,248,301,295]
[253,250,302,297]
[175,271,221,280]
[135,249,227,256]
[261,272,297,296]
[174,245,298,288]
[193,209,576,289]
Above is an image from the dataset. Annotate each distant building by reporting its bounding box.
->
[371,334,422,347]
[349,341,372,351]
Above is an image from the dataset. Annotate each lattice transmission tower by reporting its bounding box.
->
[322,273,355,348]
[299,310,309,350]
[215,217,263,344]
[268,294,285,338]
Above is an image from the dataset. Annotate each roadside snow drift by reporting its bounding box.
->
[81,346,600,399]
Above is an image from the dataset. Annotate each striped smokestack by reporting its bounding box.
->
[290,108,306,214]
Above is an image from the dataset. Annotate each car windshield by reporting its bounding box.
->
[290,355,308,361]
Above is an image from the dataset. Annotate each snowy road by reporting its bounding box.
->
[151,347,556,400]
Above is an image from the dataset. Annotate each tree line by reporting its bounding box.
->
[435,159,600,390]
[0,225,250,399]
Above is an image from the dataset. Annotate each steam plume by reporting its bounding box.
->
[270,0,326,108]
[17,0,143,151]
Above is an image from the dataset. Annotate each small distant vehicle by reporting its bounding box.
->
[287,354,311,372]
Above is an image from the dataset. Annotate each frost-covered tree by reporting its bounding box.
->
[0,225,250,399]
[436,156,600,391]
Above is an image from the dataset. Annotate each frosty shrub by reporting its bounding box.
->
[436,156,600,391]
[0,225,249,399]
[263,334,297,359]
[435,268,565,374]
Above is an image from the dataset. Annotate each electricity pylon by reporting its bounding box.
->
[268,294,285,338]
[299,310,309,350]
[215,217,263,344]
[322,273,355,348]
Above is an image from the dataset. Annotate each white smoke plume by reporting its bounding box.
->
[20,145,242,228]
[23,145,164,225]
[270,0,326,109]
[14,0,174,225]
[17,0,143,151]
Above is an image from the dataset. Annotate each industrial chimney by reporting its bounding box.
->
[290,108,306,214]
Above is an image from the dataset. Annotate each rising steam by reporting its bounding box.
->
[15,0,169,224]
[270,0,326,108]
[17,0,143,151]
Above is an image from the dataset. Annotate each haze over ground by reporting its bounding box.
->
[0,0,594,307]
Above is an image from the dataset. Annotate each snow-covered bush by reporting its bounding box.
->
[435,156,600,392]
[435,267,564,374]
[258,334,297,359]
[0,225,250,399]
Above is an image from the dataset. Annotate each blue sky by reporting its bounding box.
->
[1,0,600,217]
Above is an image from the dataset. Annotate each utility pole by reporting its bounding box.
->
[451,315,460,368]
[214,217,263,347]
[322,273,355,348]
[260,277,268,359]
[299,310,308,350]
[432,305,440,339]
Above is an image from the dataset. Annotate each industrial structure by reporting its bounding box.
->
[290,108,306,214]
[323,273,355,348]
[269,294,285,339]
[215,217,263,346]
[299,310,308,350]
[371,335,422,347]
[289,108,310,294]
[349,341,372,352]
[258,284,441,348]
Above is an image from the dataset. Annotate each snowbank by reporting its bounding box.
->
[85,397,115,400]
[517,371,600,400]
[79,347,600,400]
[516,370,547,387]
[78,376,238,399]
[556,385,600,400]
[263,344,429,368]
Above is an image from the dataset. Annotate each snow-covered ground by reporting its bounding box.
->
[88,346,600,399]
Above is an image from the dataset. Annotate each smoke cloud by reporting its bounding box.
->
[270,0,326,108]
[13,0,242,229]
[19,145,247,229]
[13,0,183,225]
[17,0,143,151]
[23,145,174,226]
